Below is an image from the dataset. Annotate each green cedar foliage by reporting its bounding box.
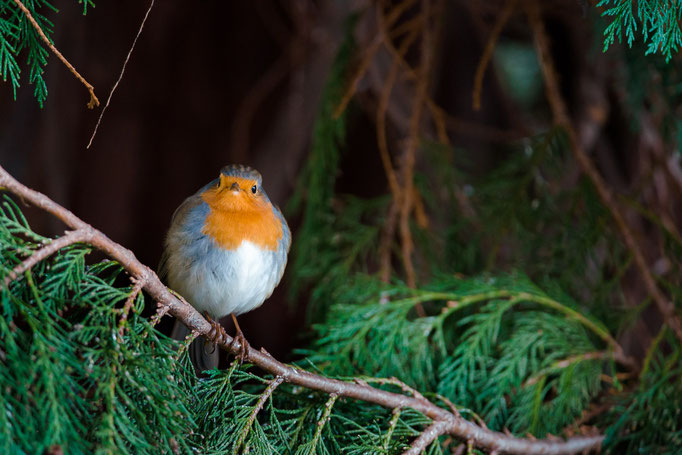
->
[0,195,457,454]
[0,0,94,107]
[598,0,682,61]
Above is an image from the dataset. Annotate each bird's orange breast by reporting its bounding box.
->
[200,183,283,251]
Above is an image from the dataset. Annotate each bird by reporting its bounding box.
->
[160,164,291,370]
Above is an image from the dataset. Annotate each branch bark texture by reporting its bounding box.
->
[0,164,603,454]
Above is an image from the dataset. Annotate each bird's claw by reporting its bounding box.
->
[229,328,250,364]
[205,313,229,346]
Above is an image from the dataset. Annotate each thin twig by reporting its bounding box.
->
[403,420,450,455]
[472,0,518,111]
[524,0,682,344]
[309,393,338,452]
[12,0,99,109]
[384,407,402,451]
[87,0,155,148]
[234,375,284,452]
[3,229,87,288]
[376,14,421,283]
[333,0,419,118]
[399,0,432,289]
[361,376,429,403]
[118,277,146,336]
[0,164,605,455]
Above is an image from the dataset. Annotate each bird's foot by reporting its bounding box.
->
[204,313,229,346]
[229,313,250,364]
[229,327,250,364]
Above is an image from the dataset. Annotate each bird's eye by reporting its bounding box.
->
[251,185,257,194]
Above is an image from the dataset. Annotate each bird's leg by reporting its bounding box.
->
[229,313,250,363]
[204,312,229,347]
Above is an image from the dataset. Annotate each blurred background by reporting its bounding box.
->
[1,0,680,363]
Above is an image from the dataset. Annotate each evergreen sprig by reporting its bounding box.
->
[598,0,682,61]
[0,0,93,106]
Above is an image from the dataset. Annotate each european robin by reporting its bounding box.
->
[160,164,291,368]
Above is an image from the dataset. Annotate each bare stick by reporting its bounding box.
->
[472,0,518,111]
[12,0,99,108]
[3,229,87,287]
[525,0,682,343]
[403,420,450,455]
[0,164,604,455]
[87,0,155,148]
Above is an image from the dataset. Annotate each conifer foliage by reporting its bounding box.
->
[0,0,93,106]
[1,1,682,454]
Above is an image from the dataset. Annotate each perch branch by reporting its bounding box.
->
[12,0,99,109]
[0,164,603,455]
[525,0,682,344]
[87,0,155,148]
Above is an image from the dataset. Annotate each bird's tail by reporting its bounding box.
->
[171,319,219,372]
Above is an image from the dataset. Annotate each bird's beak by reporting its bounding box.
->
[230,182,240,192]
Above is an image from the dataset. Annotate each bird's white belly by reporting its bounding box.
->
[170,240,282,318]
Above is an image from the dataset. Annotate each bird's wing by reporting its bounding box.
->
[157,194,204,282]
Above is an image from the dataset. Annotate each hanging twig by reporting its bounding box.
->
[524,0,682,344]
[333,0,420,118]
[0,164,605,455]
[399,0,433,289]
[472,0,518,111]
[12,0,100,109]
[87,0,155,148]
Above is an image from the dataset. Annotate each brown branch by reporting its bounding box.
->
[524,0,682,344]
[399,0,432,289]
[472,0,518,111]
[118,277,146,336]
[404,420,450,455]
[333,0,419,118]
[87,0,155,148]
[3,229,87,288]
[0,164,604,455]
[376,13,421,283]
[12,0,99,109]
[310,393,338,451]
[234,375,284,452]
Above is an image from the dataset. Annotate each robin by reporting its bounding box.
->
[160,164,291,369]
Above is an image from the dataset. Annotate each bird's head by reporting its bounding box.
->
[201,165,269,213]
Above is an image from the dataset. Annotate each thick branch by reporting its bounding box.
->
[524,0,682,344]
[12,0,99,108]
[0,164,603,455]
